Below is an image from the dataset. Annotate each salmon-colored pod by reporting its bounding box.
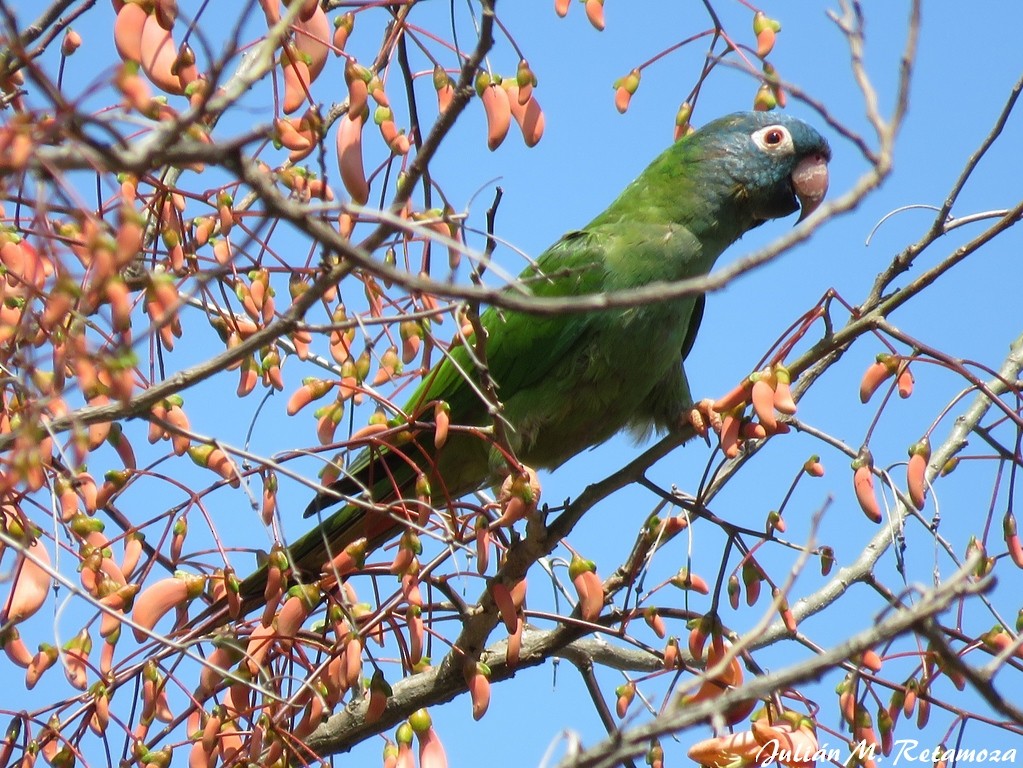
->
[316,400,344,446]
[131,573,205,641]
[614,681,635,718]
[167,516,187,563]
[837,681,858,726]
[493,467,540,527]
[97,634,117,674]
[369,77,389,108]
[3,238,48,289]
[0,238,25,284]
[290,327,313,359]
[478,80,510,151]
[684,664,746,714]
[345,61,370,116]
[656,636,679,670]
[505,84,544,147]
[3,536,52,624]
[741,421,767,441]
[515,59,535,104]
[241,623,277,678]
[38,284,75,333]
[237,355,258,396]
[378,118,409,155]
[897,367,914,398]
[643,607,666,639]
[750,374,777,431]
[140,12,184,94]
[416,726,447,768]
[772,719,821,766]
[856,648,883,674]
[142,664,174,723]
[906,437,930,510]
[433,65,454,113]
[687,616,711,663]
[305,177,333,201]
[336,112,369,205]
[672,567,710,594]
[114,2,147,62]
[406,604,424,666]
[320,536,368,580]
[333,12,354,52]
[430,400,450,449]
[99,583,140,638]
[363,669,391,723]
[614,83,637,114]
[713,380,752,413]
[147,402,168,443]
[120,531,145,577]
[852,451,882,523]
[465,662,491,721]
[1,626,32,667]
[555,0,571,17]
[62,628,92,690]
[288,378,335,415]
[397,319,421,364]
[372,345,402,385]
[206,446,240,487]
[719,411,741,459]
[26,642,58,688]
[1004,512,1023,569]
[105,277,133,334]
[57,479,80,522]
[188,738,214,768]
[165,403,191,455]
[773,365,798,414]
[859,354,897,403]
[88,686,111,736]
[585,0,605,31]
[389,537,418,578]
[277,584,321,641]
[276,116,314,155]
[388,736,413,768]
[294,6,330,80]
[236,281,258,321]
[489,580,521,635]
[570,562,603,622]
[281,54,311,114]
[217,200,234,237]
[774,588,797,633]
[343,633,364,690]
[803,455,825,478]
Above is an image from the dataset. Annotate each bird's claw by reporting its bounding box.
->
[687,398,723,439]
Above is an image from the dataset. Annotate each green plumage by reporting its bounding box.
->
[258,111,830,596]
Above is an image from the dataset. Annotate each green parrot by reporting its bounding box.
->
[254,111,829,602]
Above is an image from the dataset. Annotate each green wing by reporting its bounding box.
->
[283,218,709,595]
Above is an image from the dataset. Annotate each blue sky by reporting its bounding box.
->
[8,2,1023,766]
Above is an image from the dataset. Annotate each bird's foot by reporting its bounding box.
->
[687,398,723,438]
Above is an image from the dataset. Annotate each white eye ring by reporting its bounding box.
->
[751,125,794,153]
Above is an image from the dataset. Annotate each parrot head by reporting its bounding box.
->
[696,111,831,224]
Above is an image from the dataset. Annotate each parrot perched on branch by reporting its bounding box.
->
[252,111,830,605]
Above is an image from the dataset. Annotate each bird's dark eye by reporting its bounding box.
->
[751,124,794,153]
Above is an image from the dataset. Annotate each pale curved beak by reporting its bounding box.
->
[792,153,830,222]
